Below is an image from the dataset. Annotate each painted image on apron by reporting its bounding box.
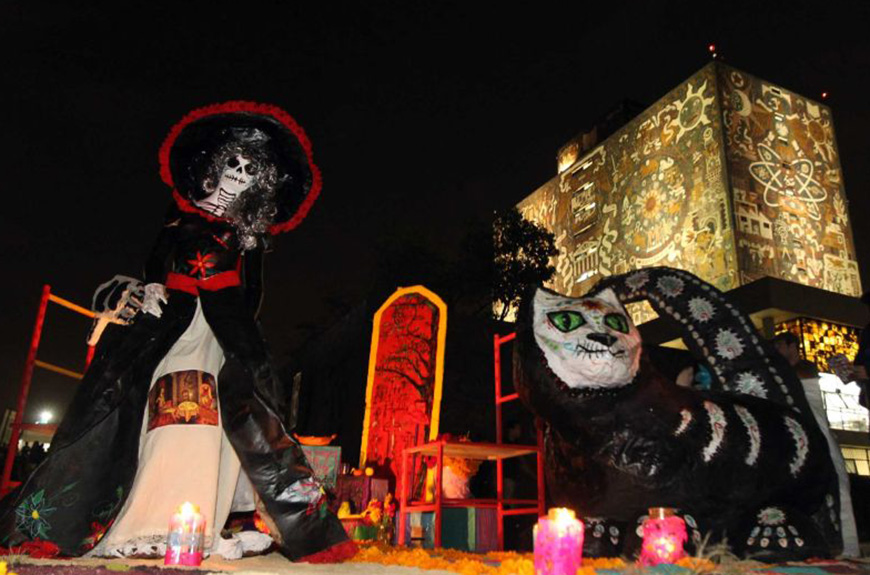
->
[148,370,219,430]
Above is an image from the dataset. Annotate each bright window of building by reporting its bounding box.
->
[841,446,870,476]
[819,373,869,433]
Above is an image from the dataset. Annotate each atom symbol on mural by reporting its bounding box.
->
[749,143,826,221]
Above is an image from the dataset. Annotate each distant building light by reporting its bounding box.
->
[558,147,580,173]
[819,373,869,433]
[842,445,870,476]
[776,318,861,375]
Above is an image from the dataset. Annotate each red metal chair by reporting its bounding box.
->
[397,332,545,550]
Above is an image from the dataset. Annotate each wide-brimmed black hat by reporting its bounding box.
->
[159,101,321,234]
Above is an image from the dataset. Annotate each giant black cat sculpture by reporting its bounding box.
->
[513,267,840,560]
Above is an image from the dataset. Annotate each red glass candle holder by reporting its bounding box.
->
[639,507,687,565]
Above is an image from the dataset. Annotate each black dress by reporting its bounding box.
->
[0,204,351,561]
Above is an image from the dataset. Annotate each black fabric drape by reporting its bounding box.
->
[0,288,347,560]
[0,294,197,554]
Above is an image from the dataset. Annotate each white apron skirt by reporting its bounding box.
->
[88,299,259,558]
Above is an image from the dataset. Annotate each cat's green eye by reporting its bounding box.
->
[604,313,629,334]
[547,311,586,333]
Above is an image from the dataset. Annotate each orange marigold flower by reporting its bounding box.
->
[676,556,716,571]
[586,557,626,568]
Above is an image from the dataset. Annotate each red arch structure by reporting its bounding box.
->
[359,286,448,497]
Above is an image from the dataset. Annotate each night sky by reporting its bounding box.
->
[2,1,869,424]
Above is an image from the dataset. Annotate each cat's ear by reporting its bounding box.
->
[596,288,625,311]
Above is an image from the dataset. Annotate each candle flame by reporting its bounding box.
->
[535,507,584,573]
[548,507,577,527]
[640,515,687,565]
[656,537,675,554]
[179,502,199,517]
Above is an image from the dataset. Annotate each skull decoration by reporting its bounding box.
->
[219,155,258,195]
[196,154,258,216]
[532,287,642,389]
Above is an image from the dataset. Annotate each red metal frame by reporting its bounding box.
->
[397,439,542,549]
[494,332,546,548]
[1,285,95,496]
[396,332,546,550]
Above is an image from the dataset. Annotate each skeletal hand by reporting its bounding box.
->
[142,283,168,318]
[119,291,144,320]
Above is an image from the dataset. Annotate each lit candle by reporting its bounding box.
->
[533,507,584,575]
[639,507,687,565]
[165,502,206,566]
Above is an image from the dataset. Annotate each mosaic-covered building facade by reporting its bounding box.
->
[518,62,862,311]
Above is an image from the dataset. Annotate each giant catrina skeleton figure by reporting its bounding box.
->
[514,267,841,561]
[0,102,354,562]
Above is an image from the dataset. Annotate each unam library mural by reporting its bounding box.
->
[518,63,861,318]
[718,66,861,296]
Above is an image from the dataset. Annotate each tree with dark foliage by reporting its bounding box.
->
[492,207,557,320]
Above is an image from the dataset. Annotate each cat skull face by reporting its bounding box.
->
[532,288,641,389]
[217,154,257,196]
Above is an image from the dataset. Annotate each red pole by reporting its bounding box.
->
[536,419,546,516]
[494,333,505,550]
[494,334,502,444]
[2,285,51,496]
[398,448,409,546]
[84,344,96,371]
[434,440,443,549]
[497,455,504,550]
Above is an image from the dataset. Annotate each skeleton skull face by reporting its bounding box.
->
[217,154,258,195]
[532,288,641,389]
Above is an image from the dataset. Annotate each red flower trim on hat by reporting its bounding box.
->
[159,100,322,235]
